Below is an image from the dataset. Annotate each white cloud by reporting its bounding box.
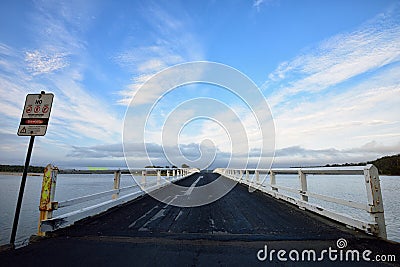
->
[253,0,265,11]
[271,140,400,167]
[115,4,204,106]
[264,8,400,108]
[270,64,400,163]
[0,1,122,150]
[255,6,400,167]
[253,0,279,12]
[0,45,122,145]
[25,50,69,75]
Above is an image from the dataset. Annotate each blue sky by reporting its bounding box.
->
[0,0,399,169]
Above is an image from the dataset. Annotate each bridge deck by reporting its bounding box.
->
[1,173,399,266]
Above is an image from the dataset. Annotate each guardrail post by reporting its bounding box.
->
[364,164,387,238]
[38,164,58,236]
[298,170,308,201]
[255,170,260,184]
[239,170,243,181]
[167,170,170,180]
[270,171,278,192]
[245,170,249,182]
[157,170,161,185]
[112,170,121,200]
[141,170,147,187]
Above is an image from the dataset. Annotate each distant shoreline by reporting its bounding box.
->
[0,172,42,176]
[0,171,398,177]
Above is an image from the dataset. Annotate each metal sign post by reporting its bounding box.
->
[10,91,54,248]
[9,135,35,247]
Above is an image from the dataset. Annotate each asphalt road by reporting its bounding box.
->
[1,172,399,266]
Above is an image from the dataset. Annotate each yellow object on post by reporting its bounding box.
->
[38,164,58,236]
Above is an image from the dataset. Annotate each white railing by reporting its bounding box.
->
[38,166,199,234]
[214,164,386,238]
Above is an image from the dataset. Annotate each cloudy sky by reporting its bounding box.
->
[0,0,399,169]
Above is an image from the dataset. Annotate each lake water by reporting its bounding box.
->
[0,173,399,247]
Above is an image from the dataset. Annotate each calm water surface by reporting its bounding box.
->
[0,174,399,247]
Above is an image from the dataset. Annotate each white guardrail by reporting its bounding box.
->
[37,166,199,234]
[213,164,387,239]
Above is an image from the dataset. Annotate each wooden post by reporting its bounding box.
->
[157,170,161,185]
[364,164,387,238]
[141,170,147,187]
[270,171,278,192]
[38,164,58,236]
[298,170,308,201]
[112,170,121,200]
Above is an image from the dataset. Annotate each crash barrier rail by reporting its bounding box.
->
[38,165,199,235]
[214,164,386,238]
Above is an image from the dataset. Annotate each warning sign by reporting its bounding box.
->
[18,93,54,136]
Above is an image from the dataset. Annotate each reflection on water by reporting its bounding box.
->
[0,173,399,247]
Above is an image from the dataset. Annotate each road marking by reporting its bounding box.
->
[174,210,183,221]
[184,175,203,196]
[139,209,166,231]
[131,175,204,230]
[209,218,215,229]
[136,195,179,231]
[128,205,160,229]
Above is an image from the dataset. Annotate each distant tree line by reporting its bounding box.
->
[145,165,178,169]
[0,165,44,173]
[325,154,400,176]
[0,164,192,175]
[144,164,189,168]
[143,164,189,176]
